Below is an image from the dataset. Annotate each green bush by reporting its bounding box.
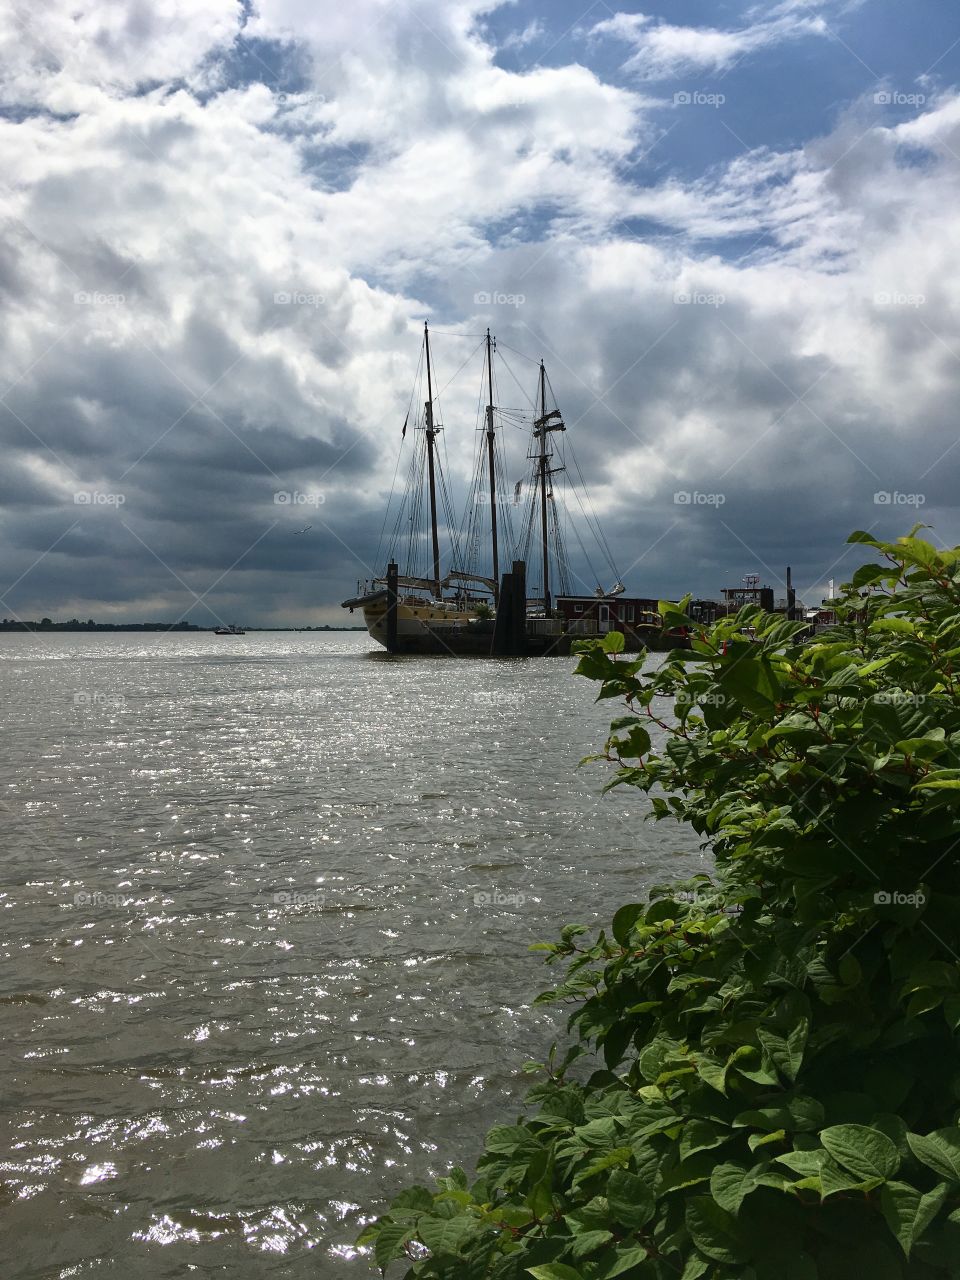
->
[360,529,960,1279]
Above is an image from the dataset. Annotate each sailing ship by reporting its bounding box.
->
[342,322,632,655]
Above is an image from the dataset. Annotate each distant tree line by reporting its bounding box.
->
[0,619,365,632]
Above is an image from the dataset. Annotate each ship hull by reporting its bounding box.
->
[361,599,480,652]
[356,600,670,657]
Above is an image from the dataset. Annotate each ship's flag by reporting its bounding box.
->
[513,479,522,504]
[401,410,408,440]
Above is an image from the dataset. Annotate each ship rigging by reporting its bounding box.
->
[343,322,626,652]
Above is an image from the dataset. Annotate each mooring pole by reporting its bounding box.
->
[491,569,512,655]
[386,561,399,653]
[512,559,527,656]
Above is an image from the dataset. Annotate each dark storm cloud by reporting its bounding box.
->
[2,1,960,622]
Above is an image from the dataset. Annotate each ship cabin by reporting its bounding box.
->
[720,582,775,612]
[555,594,662,639]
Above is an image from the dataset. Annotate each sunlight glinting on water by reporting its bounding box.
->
[0,631,703,1276]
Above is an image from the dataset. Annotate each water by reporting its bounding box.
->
[0,632,704,1278]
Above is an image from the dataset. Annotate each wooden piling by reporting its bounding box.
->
[511,560,527,656]
[491,571,513,655]
[491,560,529,656]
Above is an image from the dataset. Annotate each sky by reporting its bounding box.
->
[1,0,959,625]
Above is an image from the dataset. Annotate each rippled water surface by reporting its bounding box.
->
[0,632,704,1278]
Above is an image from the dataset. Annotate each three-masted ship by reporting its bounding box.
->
[342,322,632,655]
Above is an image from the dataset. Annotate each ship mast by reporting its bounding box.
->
[538,360,550,612]
[532,361,565,613]
[424,321,441,598]
[485,328,499,603]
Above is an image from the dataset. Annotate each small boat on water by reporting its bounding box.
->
[342,323,656,655]
[214,624,246,635]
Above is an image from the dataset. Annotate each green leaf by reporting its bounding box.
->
[485,1126,533,1154]
[851,563,891,588]
[418,1214,475,1256]
[603,1245,653,1277]
[606,1168,655,1229]
[879,1180,949,1257]
[735,1096,824,1134]
[680,1119,728,1161]
[572,1146,632,1185]
[659,600,692,629]
[611,903,645,946]
[374,1221,412,1270]
[748,1129,786,1153]
[570,1229,614,1260]
[602,630,626,654]
[679,1256,710,1280]
[390,1185,435,1211]
[906,1128,960,1183]
[776,1149,827,1178]
[758,1019,807,1084]
[694,1055,728,1095]
[838,954,862,987]
[718,652,782,712]
[526,1266,585,1280]
[709,1162,760,1215]
[526,1147,556,1219]
[820,1124,900,1181]
[819,1155,879,1199]
[945,994,960,1030]
[686,1196,746,1264]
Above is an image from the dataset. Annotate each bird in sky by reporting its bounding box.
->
[294,525,312,535]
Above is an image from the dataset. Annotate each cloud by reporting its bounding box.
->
[0,1,652,621]
[500,19,545,52]
[0,1,244,109]
[0,0,958,623]
[590,9,828,80]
